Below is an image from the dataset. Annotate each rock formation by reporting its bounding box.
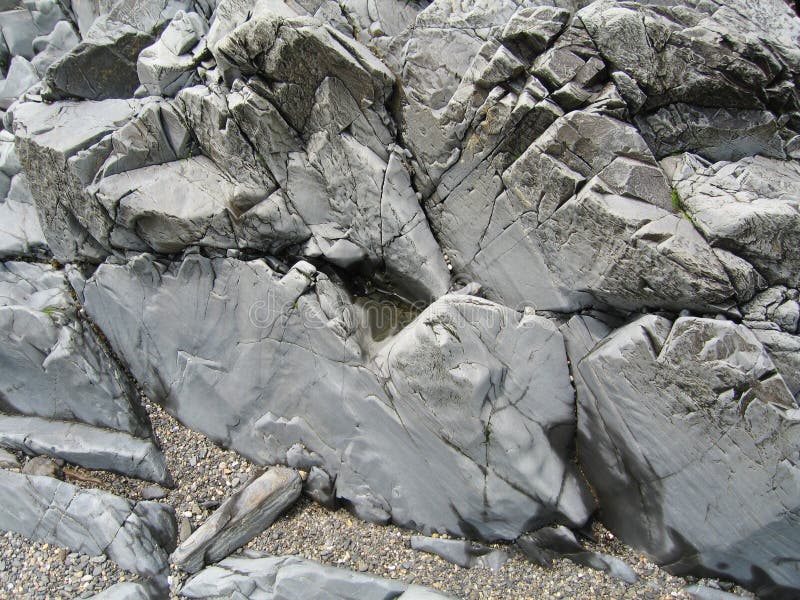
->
[0,0,799,597]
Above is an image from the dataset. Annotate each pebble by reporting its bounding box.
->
[141,484,168,500]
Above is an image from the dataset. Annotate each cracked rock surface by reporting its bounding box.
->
[0,260,168,483]
[0,469,176,591]
[83,253,593,540]
[567,315,800,599]
[1,0,800,597]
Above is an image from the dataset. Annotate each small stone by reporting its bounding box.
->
[21,456,63,480]
[142,485,168,500]
[0,448,19,469]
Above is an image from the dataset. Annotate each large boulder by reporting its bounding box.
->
[0,261,169,483]
[82,253,593,540]
[570,314,800,599]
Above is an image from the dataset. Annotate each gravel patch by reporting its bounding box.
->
[0,401,759,599]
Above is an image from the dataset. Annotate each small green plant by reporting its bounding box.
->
[671,188,683,212]
[671,188,696,224]
[41,306,61,318]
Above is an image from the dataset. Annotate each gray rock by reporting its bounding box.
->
[44,0,193,99]
[0,56,39,109]
[685,585,748,600]
[83,253,593,540]
[0,8,41,59]
[665,153,800,289]
[0,261,153,438]
[429,110,735,312]
[0,447,18,469]
[88,582,157,600]
[10,97,145,262]
[578,0,800,113]
[636,104,786,162]
[179,552,454,599]
[518,525,638,584]
[0,469,174,590]
[0,173,47,258]
[410,536,508,572]
[0,414,172,485]
[137,10,206,96]
[753,329,800,402]
[171,466,302,573]
[31,20,81,75]
[141,484,168,500]
[21,455,62,479]
[575,315,800,598]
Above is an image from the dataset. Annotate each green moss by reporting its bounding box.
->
[671,188,696,224]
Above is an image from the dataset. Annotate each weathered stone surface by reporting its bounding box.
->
[574,315,800,598]
[578,0,800,114]
[636,105,786,162]
[753,329,800,402]
[0,448,18,469]
[10,98,145,262]
[180,552,454,599]
[22,454,63,478]
[31,20,81,75]
[0,172,47,258]
[0,469,175,590]
[410,536,508,571]
[429,110,735,312]
[83,253,593,540]
[137,10,206,96]
[0,261,152,437]
[171,466,301,573]
[0,56,39,109]
[665,153,800,289]
[44,0,193,99]
[0,414,171,485]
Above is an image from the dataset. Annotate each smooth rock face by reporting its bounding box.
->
[179,553,454,599]
[171,466,302,573]
[2,0,800,596]
[574,315,800,598]
[0,132,46,258]
[83,253,593,540]
[0,262,150,436]
[0,469,175,590]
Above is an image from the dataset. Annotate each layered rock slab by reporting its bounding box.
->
[0,469,176,591]
[171,466,302,573]
[180,552,454,599]
[0,261,169,483]
[569,315,800,599]
[83,253,593,540]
